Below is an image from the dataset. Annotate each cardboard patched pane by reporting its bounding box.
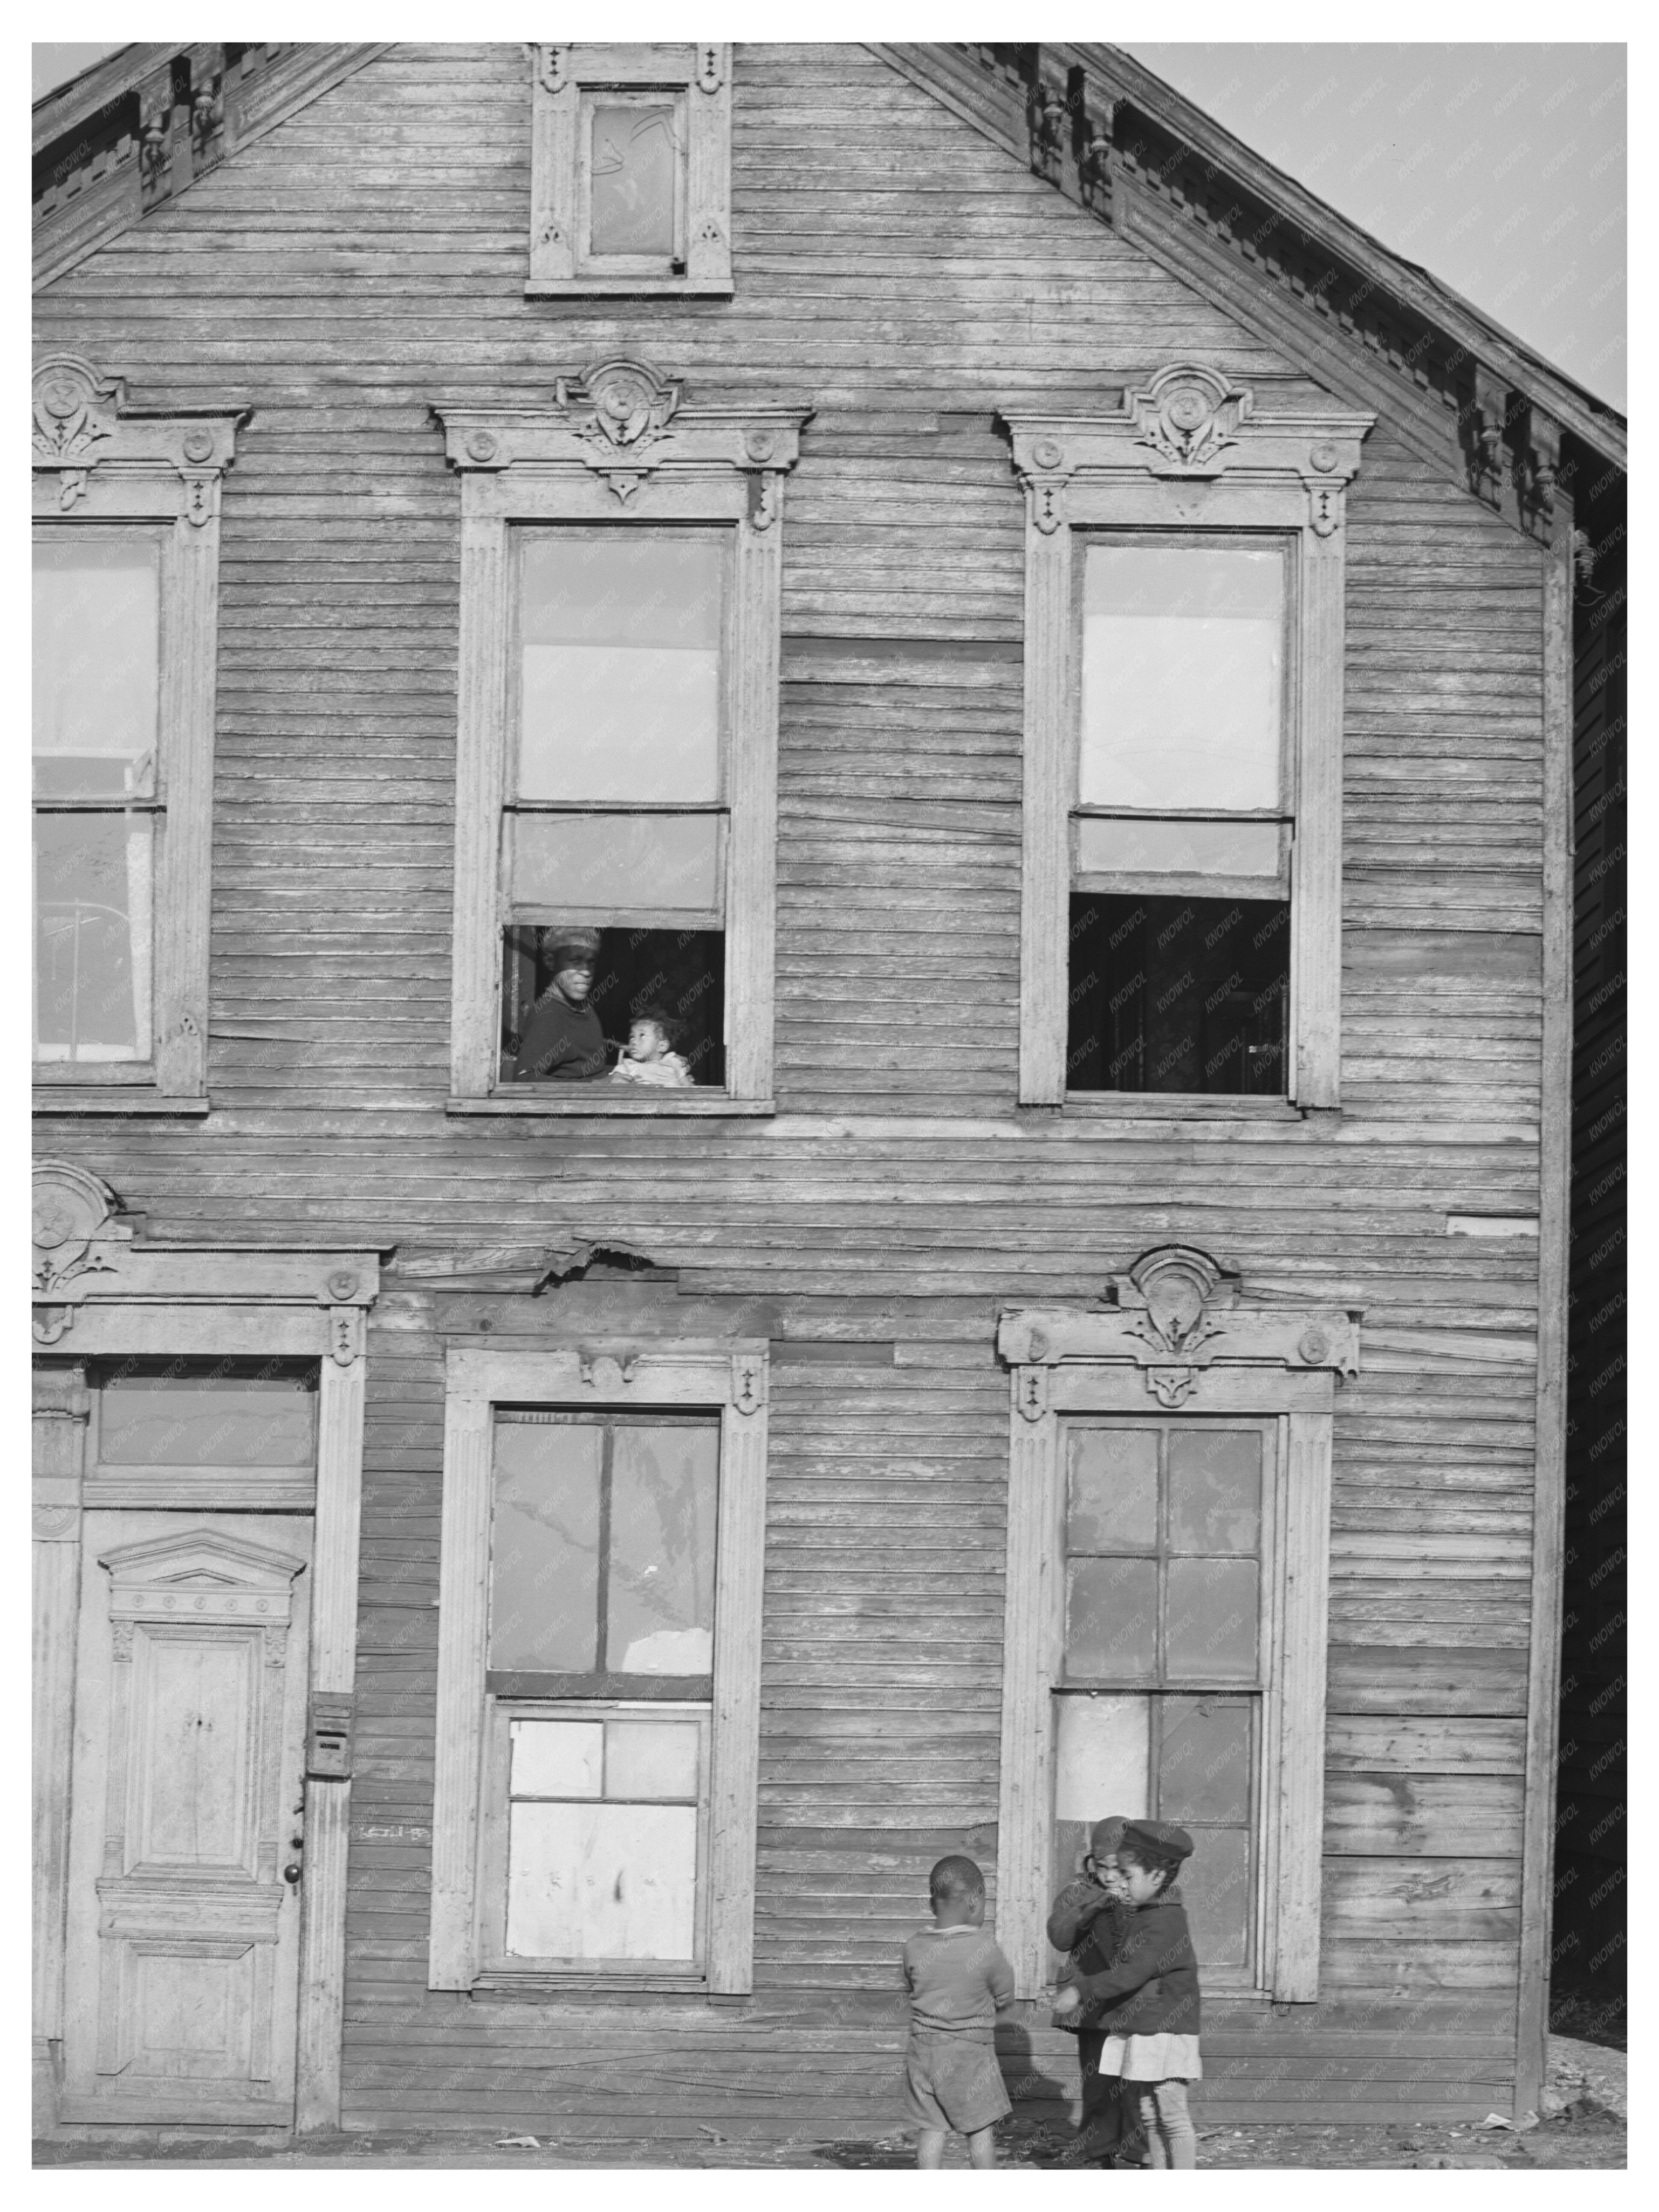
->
[1054,1695,1149,1823]
[1166,1558,1260,1680]
[1066,1557,1157,1679]
[1066,1427,1158,1551]
[505,1800,697,1959]
[605,1718,701,1801]
[489,1422,602,1672]
[1167,1430,1262,1554]
[510,1719,603,1799]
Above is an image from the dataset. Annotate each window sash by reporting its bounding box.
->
[480,1698,712,1973]
[577,89,689,274]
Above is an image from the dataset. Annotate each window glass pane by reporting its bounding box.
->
[1066,1558,1157,1680]
[1067,895,1289,1096]
[589,103,678,257]
[1174,1825,1251,1969]
[34,812,153,1061]
[1166,1558,1260,1681]
[1067,1427,1158,1551]
[519,537,721,803]
[1157,1697,1251,1822]
[490,1423,603,1672]
[99,1375,316,1466]
[605,1718,701,1800]
[506,1800,696,1959]
[33,537,160,798]
[1167,1432,1262,1553]
[1080,544,1284,812]
[1054,1695,1149,1822]
[510,813,721,915]
[1076,818,1283,880]
[510,1718,603,1798]
[502,924,725,1089]
[608,1424,718,1674]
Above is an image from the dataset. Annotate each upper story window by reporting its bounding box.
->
[31,355,242,1113]
[1069,540,1292,1097]
[438,359,809,1117]
[528,44,733,298]
[1003,366,1372,1113]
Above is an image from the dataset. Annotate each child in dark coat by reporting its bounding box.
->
[1045,1814,1146,2166]
[1052,1821,1202,2170]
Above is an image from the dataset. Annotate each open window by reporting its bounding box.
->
[528,44,733,298]
[31,356,242,1112]
[1003,366,1372,1111]
[431,1346,768,1992]
[439,360,807,1115]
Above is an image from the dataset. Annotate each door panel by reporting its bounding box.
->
[61,1512,311,2126]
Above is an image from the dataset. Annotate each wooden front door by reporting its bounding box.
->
[60,1512,311,2127]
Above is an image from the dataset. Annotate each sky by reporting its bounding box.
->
[34,39,1625,408]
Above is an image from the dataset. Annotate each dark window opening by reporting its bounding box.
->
[1068,895,1289,1096]
[501,925,724,1088]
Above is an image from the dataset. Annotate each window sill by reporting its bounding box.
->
[1056,1093,1307,1122]
[33,1087,210,1118]
[523,278,735,300]
[449,1093,774,1118]
[470,1971,710,2000]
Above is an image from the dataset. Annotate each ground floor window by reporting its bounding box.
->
[431,1346,768,1994]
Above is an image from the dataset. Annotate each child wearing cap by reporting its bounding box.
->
[1051,1821,1202,2170]
[1044,1814,1146,2168]
[901,1855,1015,2169]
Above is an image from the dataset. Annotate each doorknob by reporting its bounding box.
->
[284,1861,303,1886]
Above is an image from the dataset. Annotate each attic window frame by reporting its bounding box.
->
[1002,370,1373,1115]
[527,43,733,299]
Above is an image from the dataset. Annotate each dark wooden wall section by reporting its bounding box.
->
[33,41,1560,2139]
[1552,469,1626,2032]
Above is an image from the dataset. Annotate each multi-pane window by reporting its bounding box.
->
[1067,542,1292,1097]
[1052,1419,1271,1978]
[481,1410,718,1971]
[501,531,728,1086]
[33,532,163,1064]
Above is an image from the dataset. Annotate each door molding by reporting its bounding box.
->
[31,1158,381,2136]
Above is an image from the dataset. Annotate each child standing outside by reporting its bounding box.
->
[1051,1821,1201,2170]
[609,1004,694,1088]
[1046,1814,1145,2167]
[901,1855,1015,2170]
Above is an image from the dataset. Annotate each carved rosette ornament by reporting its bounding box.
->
[1000,1243,1359,1414]
[32,1162,130,1340]
[554,357,681,501]
[1125,363,1254,476]
[32,355,242,526]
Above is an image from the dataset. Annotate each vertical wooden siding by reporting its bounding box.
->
[33,41,1553,2132]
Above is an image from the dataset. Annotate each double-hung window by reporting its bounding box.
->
[1004,365,1372,1111]
[440,361,808,1114]
[31,355,241,1111]
[995,1248,1358,2001]
[431,1346,768,1992]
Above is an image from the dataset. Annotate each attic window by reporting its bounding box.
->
[528,44,733,298]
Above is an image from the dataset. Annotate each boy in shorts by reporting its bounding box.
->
[901,1855,1015,2169]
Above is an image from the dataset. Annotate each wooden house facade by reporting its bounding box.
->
[32,42,1627,2150]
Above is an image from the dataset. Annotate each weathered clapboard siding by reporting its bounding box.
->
[31,37,1570,2136]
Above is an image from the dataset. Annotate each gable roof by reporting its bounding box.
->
[876,42,1625,511]
[36,38,1624,506]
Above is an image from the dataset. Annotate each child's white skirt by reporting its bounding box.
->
[1096,2032,1203,2081]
